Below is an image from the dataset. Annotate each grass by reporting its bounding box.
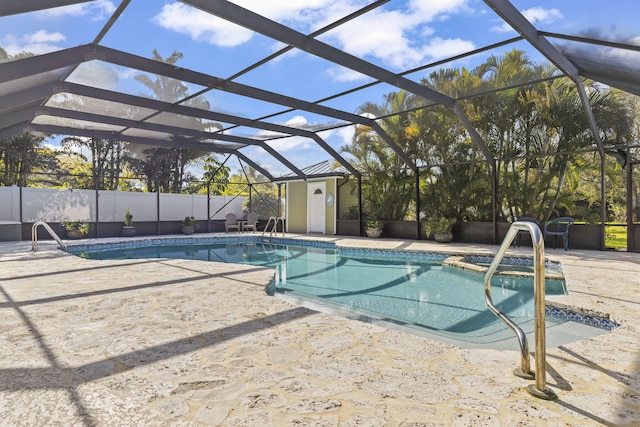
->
[604,224,627,250]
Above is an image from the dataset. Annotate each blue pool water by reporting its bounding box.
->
[70,238,582,345]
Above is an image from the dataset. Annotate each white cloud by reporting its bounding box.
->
[26,30,65,44]
[325,66,370,83]
[1,30,66,55]
[491,7,563,33]
[237,0,329,22]
[523,7,563,24]
[155,1,475,79]
[265,135,312,152]
[38,0,116,20]
[319,0,472,70]
[408,0,469,22]
[334,125,357,147]
[153,3,253,47]
[258,115,314,152]
[421,37,475,61]
[1,0,117,56]
[283,115,308,127]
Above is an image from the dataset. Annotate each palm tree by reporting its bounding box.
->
[132,50,219,193]
[341,91,419,220]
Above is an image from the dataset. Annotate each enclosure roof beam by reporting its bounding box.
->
[483,0,605,157]
[0,124,30,140]
[0,83,52,114]
[184,0,455,108]
[27,123,219,151]
[36,106,307,179]
[483,0,578,78]
[184,0,493,166]
[100,43,407,169]
[92,45,386,173]
[0,107,40,130]
[0,45,88,83]
[28,122,274,180]
[453,104,496,163]
[368,122,418,171]
[57,81,357,175]
[96,45,362,125]
[0,47,356,177]
[0,0,93,17]
[56,83,299,138]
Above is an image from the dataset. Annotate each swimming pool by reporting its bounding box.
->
[68,236,608,347]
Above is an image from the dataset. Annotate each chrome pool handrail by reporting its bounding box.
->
[32,221,67,252]
[261,216,284,241]
[484,221,557,400]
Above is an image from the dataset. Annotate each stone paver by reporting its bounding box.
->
[0,235,638,426]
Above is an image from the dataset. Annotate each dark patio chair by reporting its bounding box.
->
[544,217,575,250]
[513,217,541,247]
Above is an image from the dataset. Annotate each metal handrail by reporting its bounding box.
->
[261,216,284,241]
[484,221,557,400]
[32,221,67,252]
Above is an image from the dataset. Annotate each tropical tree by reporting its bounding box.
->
[237,165,280,218]
[55,152,93,189]
[0,48,60,187]
[182,155,231,194]
[130,49,220,192]
[414,104,492,222]
[427,50,633,222]
[60,136,126,190]
[0,133,59,186]
[348,49,634,226]
[342,91,419,220]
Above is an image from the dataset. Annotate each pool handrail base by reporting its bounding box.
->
[485,221,556,400]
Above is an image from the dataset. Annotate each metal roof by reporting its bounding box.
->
[276,159,350,182]
[1,0,639,181]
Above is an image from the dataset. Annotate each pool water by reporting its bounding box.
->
[73,240,584,346]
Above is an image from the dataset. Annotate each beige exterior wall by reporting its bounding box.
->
[286,181,307,233]
[324,178,336,234]
[286,178,340,234]
[338,178,358,219]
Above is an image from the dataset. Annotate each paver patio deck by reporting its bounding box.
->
[0,234,638,426]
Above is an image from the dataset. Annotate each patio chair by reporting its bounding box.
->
[243,212,258,233]
[225,213,240,233]
[544,217,575,250]
[513,217,541,247]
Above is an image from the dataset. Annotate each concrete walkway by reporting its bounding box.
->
[0,235,638,426]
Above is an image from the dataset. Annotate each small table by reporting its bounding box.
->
[236,220,246,232]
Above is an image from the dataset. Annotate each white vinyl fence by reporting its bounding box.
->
[0,186,246,223]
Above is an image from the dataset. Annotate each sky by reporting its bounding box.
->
[2,0,639,177]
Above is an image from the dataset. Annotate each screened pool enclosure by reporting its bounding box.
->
[1,1,640,250]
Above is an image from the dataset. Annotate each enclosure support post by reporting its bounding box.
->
[627,153,637,252]
[492,161,498,245]
[19,172,23,224]
[277,184,282,218]
[94,174,100,238]
[357,175,363,237]
[415,168,421,240]
[156,181,161,235]
[207,181,211,233]
[600,156,606,250]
